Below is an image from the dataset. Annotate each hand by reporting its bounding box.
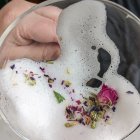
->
[0,0,62,66]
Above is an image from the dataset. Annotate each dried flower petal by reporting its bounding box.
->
[10,64,15,70]
[97,84,118,106]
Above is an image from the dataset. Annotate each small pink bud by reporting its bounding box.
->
[97,84,119,106]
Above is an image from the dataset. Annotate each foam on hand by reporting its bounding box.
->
[0,1,140,140]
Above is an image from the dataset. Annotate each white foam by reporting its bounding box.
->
[0,1,140,140]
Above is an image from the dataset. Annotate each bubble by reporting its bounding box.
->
[91,46,96,50]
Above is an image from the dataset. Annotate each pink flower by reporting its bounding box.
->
[97,84,119,106]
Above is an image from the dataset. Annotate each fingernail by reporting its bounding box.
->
[51,45,61,60]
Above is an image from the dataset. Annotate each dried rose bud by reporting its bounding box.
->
[97,84,118,106]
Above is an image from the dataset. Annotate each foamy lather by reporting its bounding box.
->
[0,1,140,140]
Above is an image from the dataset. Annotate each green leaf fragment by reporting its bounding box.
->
[53,91,65,103]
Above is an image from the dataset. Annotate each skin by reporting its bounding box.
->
[0,0,62,67]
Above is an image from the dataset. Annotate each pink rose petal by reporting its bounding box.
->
[97,84,119,106]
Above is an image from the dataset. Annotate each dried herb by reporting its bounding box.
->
[66,68,70,74]
[47,61,54,64]
[48,78,54,84]
[112,106,116,112]
[64,85,118,129]
[24,73,36,86]
[76,100,81,105]
[105,115,110,122]
[85,116,91,125]
[91,121,96,129]
[61,80,64,85]
[49,84,52,88]
[10,64,15,70]
[65,122,77,128]
[44,74,49,78]
[39,67,45,73]
[126,91,134,94]
[64,80,72,87]
[53,91,65,103]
